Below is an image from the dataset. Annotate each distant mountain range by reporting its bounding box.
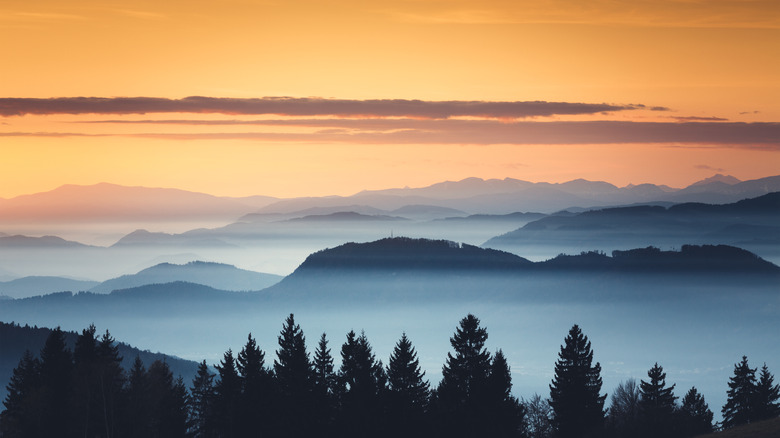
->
[1,175,778,227]
[0,261,282,298]
[484,191,780,258]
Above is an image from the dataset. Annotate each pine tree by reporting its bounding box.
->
[96,330,124,438]
[274,314,314,437]
[338,330,386,438]
[386,333,430,435]
[678,387,713,437]
[213,349,241,438]
[38,326,74,437]
[548,324,606,438]
[73,325,100,438]
[638,363,677,437]
[189,360,216,438]
[722,356,757,428]
[123,356,151,438]
[436,314,493,437]
[236,333,275,435]
[312,333,337,432]
[147,360,188,438]
[754,363,780,421]
[486,350,524,438]
[0,350,41,438]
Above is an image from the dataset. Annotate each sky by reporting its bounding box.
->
[1,0,779,199]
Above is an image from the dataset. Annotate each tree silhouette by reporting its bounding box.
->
[95,330,124,438]
[638,363,677,437]
[274,314,314,437]
[436,314,492,437]
[312,332,337,433]
[485,349,525,437]
[123,356,151,438]
[236,333,275,435]
[678,387,713,437]
[722,356,757,428]
[523,394,553,438]
[338,330,387,438]
[38,327,74,437]
[607,378,641,438]
[386,333,430,436]
[146,360,188,438]
[0,350,41,438]
[189,360,216,438]
[213,349,240,438]
[754,363,780,421]
[549,324,606,438]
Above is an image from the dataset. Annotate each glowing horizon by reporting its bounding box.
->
[1,0,778,199]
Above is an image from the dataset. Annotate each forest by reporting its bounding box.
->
[1,314,779,438]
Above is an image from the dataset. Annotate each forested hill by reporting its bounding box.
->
[0,321,199,403]
[284,238,780,276]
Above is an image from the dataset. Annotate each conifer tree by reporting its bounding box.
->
[312,333,337,431]
[147,360,188,438]
[678,387,713,437]
[73,325,100,438]
[38,327,74,437]
[96,330,124,438]
[486,350,525,437]
[123,356,151,438]
[436,314,493,437]
[274,314,314,437]
[548,324,606,438]
[638,363,677,437]
[338,330,386,438]
[722,356,757,428]
[213,349,240,438]
[754,363,780,421]
[386,333,430,435]
[236,333,275,435]
[0,350,41,438]
[189,360,216,438]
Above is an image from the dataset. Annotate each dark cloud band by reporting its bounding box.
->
[0,96,643,118]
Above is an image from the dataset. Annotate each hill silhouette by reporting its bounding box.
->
[91,261,282,293]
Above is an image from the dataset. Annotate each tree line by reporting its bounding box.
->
[2,315,779,438]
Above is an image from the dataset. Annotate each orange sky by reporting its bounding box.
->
[1,0,778,198]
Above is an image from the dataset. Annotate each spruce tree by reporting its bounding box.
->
[0,350,41,438]
[189,360,216,438]
[312,333,337,432]
[338,330,386,438]
[274,314,314,437]
[213,349,240,438]
[73,325,100,438]
[486,350,525,438]
[548,324,606,438]
[38,327,74,437]
[754,363,780,421]
[147,360,188,438]
[123,356,151,438]
[386,333,430,435]
[96,330,124,438]
[638,363,677,437]
[436,314,493,437]
[722,356,757,428]
[678,387,713,437]
[236,333,275,435]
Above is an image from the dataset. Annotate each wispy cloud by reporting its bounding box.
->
[694,164,727,172]
[7,119,780,147]
[0,97,642,119]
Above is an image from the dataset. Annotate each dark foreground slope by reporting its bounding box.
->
[0,321,199,404]
[694,417,780,438]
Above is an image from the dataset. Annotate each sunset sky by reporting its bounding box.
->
[1,0,778,199]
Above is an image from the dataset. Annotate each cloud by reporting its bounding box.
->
[672,116,729,122]
[0,97,638,119]
[10,119,780,147]
[694,165,726,172]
